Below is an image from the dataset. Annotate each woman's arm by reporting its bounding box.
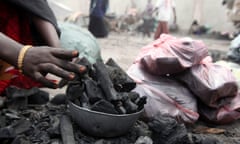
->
[33,17,61,48]
[0,33,23,67]
[0,32,86,88]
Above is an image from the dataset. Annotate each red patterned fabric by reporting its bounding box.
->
[0,1,42,95]
[0,1,33,45]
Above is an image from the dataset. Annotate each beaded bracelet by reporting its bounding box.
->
[17,45,32,73]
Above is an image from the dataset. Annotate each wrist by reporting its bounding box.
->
[17,45,33,73]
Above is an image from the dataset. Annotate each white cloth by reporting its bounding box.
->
[156,0,175,21]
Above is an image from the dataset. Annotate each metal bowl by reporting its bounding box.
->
[68,101,143,138]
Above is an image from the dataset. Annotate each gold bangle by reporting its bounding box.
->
[17,45,32,73]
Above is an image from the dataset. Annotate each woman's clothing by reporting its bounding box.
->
[89,15,108,38]
[88,0,109,38]
[156,0,175,22]
[0,1,33,45]
[8,0,60,34]
[154,0,175,39]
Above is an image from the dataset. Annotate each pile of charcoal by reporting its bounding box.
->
[0,98,221,144]
[66,58,146,114]
[0,85,193,144]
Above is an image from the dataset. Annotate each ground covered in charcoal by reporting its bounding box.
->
[1,88,240,144]
[0,103,220,144]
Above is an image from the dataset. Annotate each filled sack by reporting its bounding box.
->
[135,34,208,76]
[127,63,199,124]
[59,22,102,64]
[175,62,238,108]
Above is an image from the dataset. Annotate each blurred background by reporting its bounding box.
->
[49,0,235,32]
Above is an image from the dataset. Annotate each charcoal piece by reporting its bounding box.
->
[106,65,136,92]
[73,99,81,107]
[91,99,118,114]
[4,109,20,120]
[0,127,16,139]
[191,134,221,144]
[80,92,90,108]
[58,79,70,88]
[121,93,138,113]
[5,86,49,106]
[134,121,152,137]
[66,81,86,102]
[50,94,67,105]
[123,99,138,114]
[128,92,140,102]
[34,131,51,143]
[60,115,75,144]
[51,139,63,144]
[5,97,27,110]
[6,86,39,99]
[0,97,5,108]
[135,136,153,144]
[12,136,31,144]
[148,115,191,144]
[84,79,104,104]
[12,119,31,135]
[5,112,20,120]
[106,58,136,92]
[0,119,31,141]
[135,96,147,110]
[93,61,120,101]
[28,90,49,105]
[47,116,61,137]
[0,114,6,127]
[113,101,127,114]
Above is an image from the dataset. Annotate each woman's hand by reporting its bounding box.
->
[22,46,86,88]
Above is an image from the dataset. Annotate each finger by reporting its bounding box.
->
[34,72,57,88]
[51,49,79,60]
[57,58,81,88]
[39,63,75,80]
[55,59,86,74]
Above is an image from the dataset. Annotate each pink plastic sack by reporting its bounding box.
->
[127,63,199,124]
[198,93,240,124]
[176,63,238,108]
[135,34,208,75]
